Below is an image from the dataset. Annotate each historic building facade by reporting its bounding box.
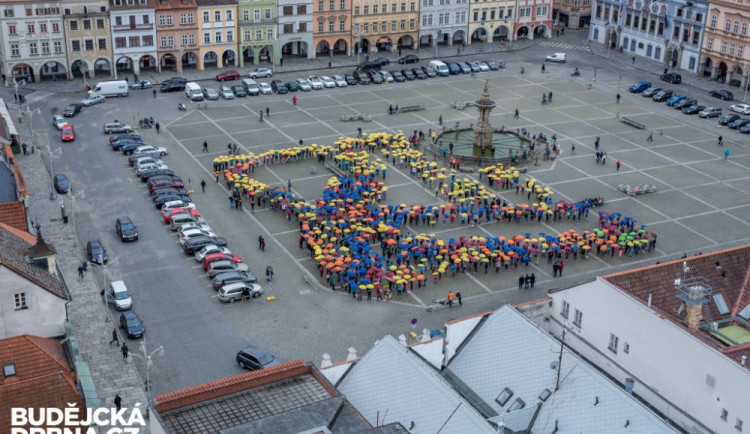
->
[467,0,516,46]
[514,0,552,39]
[196,0,238,70]
[238,0,278,66]
[63,0,113,80]
[418,0,469,49]
[278,0,313,58]
[553,0,591,29]
[351,0,419,54]
[701,0,750,87]
[109,0,157,77]
[155,0,199,73]
[312,0,352,58]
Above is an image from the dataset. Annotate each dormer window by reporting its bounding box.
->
[495,387,513,406]
[538,389,551,402]
[3,363,16,377]
[507,398,526,412]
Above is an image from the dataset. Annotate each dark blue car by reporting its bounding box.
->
[629,81,651,93]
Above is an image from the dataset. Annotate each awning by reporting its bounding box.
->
[377,38,392,43]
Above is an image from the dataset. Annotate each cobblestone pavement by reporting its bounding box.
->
[14,128,150,428]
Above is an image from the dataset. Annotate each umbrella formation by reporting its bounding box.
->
[210,131,656,298]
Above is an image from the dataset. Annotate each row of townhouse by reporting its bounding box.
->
[589,0,750,89]
[0,0,552,81]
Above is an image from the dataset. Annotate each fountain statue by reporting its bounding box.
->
[473,79,497,156]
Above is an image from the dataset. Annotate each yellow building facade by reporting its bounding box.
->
[352,0,418,55]
[196,0,239,70]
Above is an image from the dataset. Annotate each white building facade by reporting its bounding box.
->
[544,278,750,434]
[589,0,708,73]
[278,0,313,59]
[0,0,68,82]
[418,0,469,48]
[109,0,157,77]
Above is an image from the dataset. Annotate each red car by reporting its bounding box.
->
[149,178,184,193]
[162,207,200,224]
[202,253,243,270]
[61,124,75,142]
[216,70,240,81]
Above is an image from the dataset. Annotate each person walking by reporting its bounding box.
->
[616,160,621,171]
[514,108,519,118]
[388,104,393,115]
[558,261,565,277]
[647,130,653,141]
[552,262,559,277]
[200,179,206,193]
[287,179,292,190]
[548,91,553,102]
[266,107,270,117]
[114,394,122,411]
[121,343,129,359]
[530,273,536,288]
[718,135,723,146]
[109,328,119,346]
[258,235,265,251]
[616,93,621,103]
[292,95,297,106]
[570,143,575,155]
[447,291,454,308]
[259,111,264,122]
[78,265,84,279]
[202,140,208,152]
[595,136,600,150]
[456,291,462,306]
[518,275,524,289]
[632,56,636,64]
[152,89,157,98]
[724,148,730,160]
[155,122,160,134]
[542,64,546,73]
[266,265,274,281]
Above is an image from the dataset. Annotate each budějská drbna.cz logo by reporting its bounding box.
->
[11,403,147,434]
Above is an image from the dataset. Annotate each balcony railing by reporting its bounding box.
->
[240,19,277,27]
[113,23,154,31]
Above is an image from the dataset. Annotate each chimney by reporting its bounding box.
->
[675,274,712,332]
[742,356,747,366]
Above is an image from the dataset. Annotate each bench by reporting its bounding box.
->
[399,105,424,113]
[620,116,645,129]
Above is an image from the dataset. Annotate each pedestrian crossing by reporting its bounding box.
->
[539,41,591,52]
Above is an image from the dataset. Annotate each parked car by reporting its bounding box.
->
[160,82,184,93]
[718,113,740,125]
[331,75,348,87]
[698,107,722,118]
[398,55,419,64]
[119,311,144,339]
[307,75,324,89]
[375,57,391,66]
[728,118,750,129]
[401,69,416,80]
[367,71,383,84]
[216,70,240,81]
[148,177,181,192]
[121,142,154,154]
[353,71,371,84]
[740,124,750,134]
[54,174,70,194]
[421,67,437,78]
[380,71,394,83]
[652,90,673,102]
[53,115,67,130]
[476,61,491,71]
[86,238,108,264]
[729,103,750,115]
[202,253,243,270]
[109,133,140,144]
[218,282,263,303]
[258,82,273,95]
[207,261,249,277]
[81,93,105,106]
[115,216,138,241]
[660,72,682,84]
[219,86,235,99]
[642,87,661,97]
[212,270,258,290]
[674,97,697,110]
[130,80,152,89]
[629,81,651,93]
[682,104,705,115]
[486,60,500,70]
[666,95,686,106]
[195,245,232,262]
[166,77,187,85]
[545,53,566,63]
[163,207,200,224]
[103,122,133,134]
[344,74,358,85]
[236,345,280,370]
[271,80,288,94]
[63,104,82,117]
[183,235,227,254]
[249,68,273,78]
[202,88,220,100]
[321,76,336,88]
[132,145,168,157]
[390,71,406,82]
[457,62,471,74]
[295,78,312,91]
[283,81,298,92]
[61,124,75,142]
[709,89,734,100]
[412,68,428,79]
[140,168,176,182]
[137,163,170,176]
[154,194,191,209]
[466,62,481,73]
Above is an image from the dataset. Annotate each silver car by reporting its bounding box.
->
[217,282,263,303]
[195,245,232,262]
[81,93,105,106]
[103,122,133,134]
[331,75,348,87]
[321,76,336,88]
[295,78,312,91]
[249,68,273,78]
[219,86,235,99]
[202,88,220,100]
[307,75,324,89]
[53,115,67,130]
[207,261,250,277]
[258,82,273,95]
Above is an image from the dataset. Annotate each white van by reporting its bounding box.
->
[88,80,129,97]
[108,280,132,311]
[185,82,204,101]
[428,60,450,77]
[241,78,260,96]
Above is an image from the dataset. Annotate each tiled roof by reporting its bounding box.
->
[0,161,18,203]
[155,360,353,434]
[110,0,157,10]
[0,224,67,300]
[0,222,34,244]
[447,306,679,433]
[604,245,750,357]
[0,202,28,232]
[195,0,236,6]
[0,335,81,430]
[155,0,197,10]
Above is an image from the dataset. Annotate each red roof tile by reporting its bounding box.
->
[0,202,27,232]
[0,224,66,300]
[0,335,81,430]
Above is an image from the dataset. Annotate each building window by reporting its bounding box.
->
[496,387,513,406]
[283,5,293,15]
[688,56,696,70]
[96,18,104,29]
[115,37,126,48]
[226,10,232,21]
[318,0,324,11]
[608,333,619,353]
[340,0,346,10]
[654,46,661,59]
[284,23,293,33]
[265,8,271,19]
[623,343,630,353]
[204,32,210,43]
[203,11,210,21]
[392,3,397,12]
[363,5,368,14]
[363,23,368,32]
[401,2,406,11]
[8,24,15,35]
[733,20,739,33]
[54,40,62,53]
[299,22,306,32]
[720,409,728,421]
[725,18,731,31]
[226,29,233,42]
[710,14,717,28]
[98,38,107,49]
[142,35,153,46]
[411,2,416,10]
[329,20,335,31]
[730,43,735,56]
[253,10,259,21]
[69,21,78,31]
[339,19,345,31]
[354,6,359,14]
[373,4,378,13]
[743,23,748,36]
[160,36,167,46]
[400,19,405,30]
[10,43,19,56]
[297,5,306,14]
[409,19,414,29]
[83,19,91,29]
[214,31,222,43]
[561,300,570,318]
[85,39,94,50]
[721,41,727,54]
[181,13,194,24]
[215,10,221,21]
[736,419,743,432]
[14,293,27,310]
[27,23,35,34]
[739,46,744,58]
[255,30,262,40]
[70,40,80,52]
[573,309,583,326]
[707,37,713,51]
[267,29,273,40]
[391,21,396,30]
[129,36,139,46]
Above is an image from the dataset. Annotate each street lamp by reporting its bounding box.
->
[67,189,84,247]
[356,31,361,64]
[91,257,118,322]
[129,337,164,415]
[744,63,749,102]
[79,54,88,91]
[41,136,62,200]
